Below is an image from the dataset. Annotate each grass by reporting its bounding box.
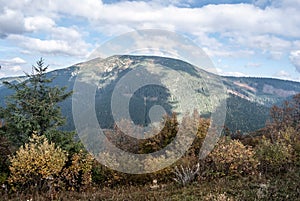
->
[1,168,299,201]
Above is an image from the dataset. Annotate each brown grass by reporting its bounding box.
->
[2,168,299,201]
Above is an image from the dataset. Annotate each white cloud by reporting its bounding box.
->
[0,57,27,75]
[87,3,300,37]
[1,1,300,39]
[49,0,104,20]
[0,8,25,37]
[0,1,91,57]
[233,34,292,54]
[50,26,84,42]
[203,47,254,58]
[6,20,91,57]
[194,32,224,52]
[289,50,300,73]
[272,70,300,81]
[0,57,26,65]
[10,57,26,64]
[24,16,55,31]
[0,0,300,79]
[0,0,299,58]
[75,1,298,59]
[8,34,90,57]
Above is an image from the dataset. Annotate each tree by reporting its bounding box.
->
[0,135,10,183]
[0,58,73,147]
[268,93,300,141]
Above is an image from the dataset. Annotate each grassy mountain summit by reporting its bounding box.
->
[1,55,300,134]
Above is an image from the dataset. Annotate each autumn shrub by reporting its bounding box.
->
[281,127,300,167]
[206,137,258,178]
[143,113,206,184]
[8,134,67,191]
[293,138,300,167]
[90,112,210,186]
[255,136,293,174]
[91,160,122,187]
[263,93,300,170]
[61,150,93,191]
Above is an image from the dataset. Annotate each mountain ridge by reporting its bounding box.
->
[1,55,300,134]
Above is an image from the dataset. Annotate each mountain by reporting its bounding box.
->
[1,55,300,134]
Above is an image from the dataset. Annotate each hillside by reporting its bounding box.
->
[1,55,300,134]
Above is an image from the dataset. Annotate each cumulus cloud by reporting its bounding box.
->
[1,0,299,56]
[234,34,292,54]
[203,47,254,58]
[76,1,299,60]
[49,0,104,20]
[0,57,27,74]
[0,0,300,78]
[8,34,90,57]
[3,0,297,38]
[0,8,26,36]
[2,10,91,57]
[2,1,300,33]
[0,57,26,65]
[81,2,300,38]
[24,16,55,31]
[0,1,91,57]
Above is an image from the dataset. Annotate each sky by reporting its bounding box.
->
[0,0,300,81]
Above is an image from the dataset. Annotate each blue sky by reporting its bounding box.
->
[0,0,300,81]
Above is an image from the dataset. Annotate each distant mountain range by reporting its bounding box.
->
[1,55,300,134]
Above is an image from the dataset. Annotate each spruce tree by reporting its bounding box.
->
[0,58,74,148]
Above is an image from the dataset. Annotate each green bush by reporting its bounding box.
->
[255,136,293,173]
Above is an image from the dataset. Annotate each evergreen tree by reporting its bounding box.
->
[0,58,74,148]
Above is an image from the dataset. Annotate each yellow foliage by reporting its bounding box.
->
[61,150,93,191]
[8,134,67,188]
[208,137,258,177]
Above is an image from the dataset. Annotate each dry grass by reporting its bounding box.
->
[2,168,299,201]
